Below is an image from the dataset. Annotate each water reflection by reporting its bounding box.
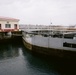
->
[0,43,76,75]
[0,44,21,60]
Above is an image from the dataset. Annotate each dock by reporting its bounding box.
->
[0,31,22,44]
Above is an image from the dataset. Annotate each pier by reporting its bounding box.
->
[0,31,22,44]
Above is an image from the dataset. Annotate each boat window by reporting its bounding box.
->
[63,42,72,47]
[52,34,63,38]
[64,34,74,39]
[63,42,76,48]
[43,34,49,37]
[73,35,76,39]
[72,44,76,48]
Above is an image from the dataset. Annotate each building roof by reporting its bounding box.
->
[0,16,19,22]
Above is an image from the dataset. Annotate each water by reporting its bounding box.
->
[0,42,76,75]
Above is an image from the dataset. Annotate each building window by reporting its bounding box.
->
[14,24,17,29]
[5,24,11,28]
[0,24,1,29]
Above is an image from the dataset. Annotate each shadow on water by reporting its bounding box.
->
[22,46,76,75]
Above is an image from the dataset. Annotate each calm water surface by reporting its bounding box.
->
[0,42,76,75]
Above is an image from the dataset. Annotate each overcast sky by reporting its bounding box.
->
[0,0,76,25]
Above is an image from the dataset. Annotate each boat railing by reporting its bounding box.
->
[23,30,76,39]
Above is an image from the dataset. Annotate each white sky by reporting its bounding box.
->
[0,0,76,25]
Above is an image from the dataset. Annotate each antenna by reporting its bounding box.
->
[50,19,52,25]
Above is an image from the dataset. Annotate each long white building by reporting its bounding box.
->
[20,24,76,32]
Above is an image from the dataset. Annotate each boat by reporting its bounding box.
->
[22,29,76,58]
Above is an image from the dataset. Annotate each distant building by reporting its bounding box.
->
[19,24,76,32]
[0,16,20,32]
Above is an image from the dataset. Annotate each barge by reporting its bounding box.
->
[22,30,76,58]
